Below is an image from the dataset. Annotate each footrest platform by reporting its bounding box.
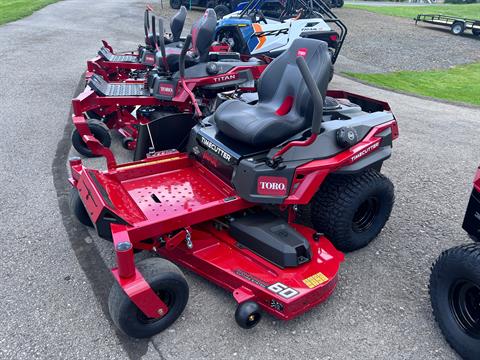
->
[98,47,139,63]
[88,74,149,96]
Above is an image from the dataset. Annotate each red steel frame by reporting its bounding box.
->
[69,91,398,321]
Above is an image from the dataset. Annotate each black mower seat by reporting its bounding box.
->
[214,38,332,146]
[191,9,217,63]
[88,74,149,97]
[156,9,217,72]
[170,6,187,42]
[156,46,188,72]
[98,47,139,63]
[146,6,187,48]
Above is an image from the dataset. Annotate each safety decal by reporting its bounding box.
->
[302,272,329,288]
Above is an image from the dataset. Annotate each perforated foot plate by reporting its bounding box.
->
[88,74,149,97]
[98,47,139,63]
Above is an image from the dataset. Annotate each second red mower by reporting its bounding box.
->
[72,9,269,158]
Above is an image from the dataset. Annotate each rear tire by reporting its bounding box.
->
[108,258,189,338]
[473,29,480,36]
[71,119,111,157]
[430,244,480,360]
[69,188,93,227]
[451,21,465,35]
[296,205,312,227]
[310,169,394,252]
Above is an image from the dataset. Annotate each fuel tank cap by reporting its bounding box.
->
[336,126,358,148]
[206,62,219,75]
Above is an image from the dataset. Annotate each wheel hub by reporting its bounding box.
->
[352,197,379,233]
[450,280,480,338]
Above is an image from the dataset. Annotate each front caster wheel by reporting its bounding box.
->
[235,301,262,329]
[311,169,394,252]
[121,136,135,150]
[108,258,189,338]
[71,119,111,157]
[69,188,93,227]
[430,244,480,360]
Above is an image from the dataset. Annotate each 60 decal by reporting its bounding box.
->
[267,282,299,299]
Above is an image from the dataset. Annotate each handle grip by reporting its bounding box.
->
[179,35,192,78]
[151,15,159,51]
[157,18,168,71]
[144,9,149,39]
[296,56,323,134]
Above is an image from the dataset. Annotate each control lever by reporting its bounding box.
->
[179,35,202,117]
[157,18,169,73]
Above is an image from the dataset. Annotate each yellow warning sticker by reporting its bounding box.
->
[303,272,329,288]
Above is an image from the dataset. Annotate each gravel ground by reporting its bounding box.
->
[1,1,479,359]
[334,8,480,73]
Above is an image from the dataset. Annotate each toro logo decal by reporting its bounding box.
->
[350,142,379,163]
[144,54,155,64]
[257,176,288,196]
[158,83,175,97]
[296,48,308,58]
[213,74,237,83]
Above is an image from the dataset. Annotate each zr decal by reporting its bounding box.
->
[267,282,299,299]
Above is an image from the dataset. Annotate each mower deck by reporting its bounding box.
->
[158,222,343,320]
[70,150,344,320]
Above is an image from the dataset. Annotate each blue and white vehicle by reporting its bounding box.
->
[215,0,346,62]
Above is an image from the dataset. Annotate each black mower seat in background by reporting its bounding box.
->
[191,9,217,62]
[214,38,332,146]
[98,47,139,63]
[156,9,217,72]
[146,6,188,47]
[88,74,149,96]
[170,6,187,42]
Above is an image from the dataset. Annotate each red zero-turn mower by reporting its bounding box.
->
[87,6,190,82]
[430,168,480,360]
[69,38,398,338]
[72,11,267,158]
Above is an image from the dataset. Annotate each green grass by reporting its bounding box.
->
[345,62,480,106]
[0,0,60,25]
[345,3,480,19]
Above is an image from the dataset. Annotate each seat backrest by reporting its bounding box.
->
[191,9,217,62]
[170,6,187,42]
[257,38,332,126]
